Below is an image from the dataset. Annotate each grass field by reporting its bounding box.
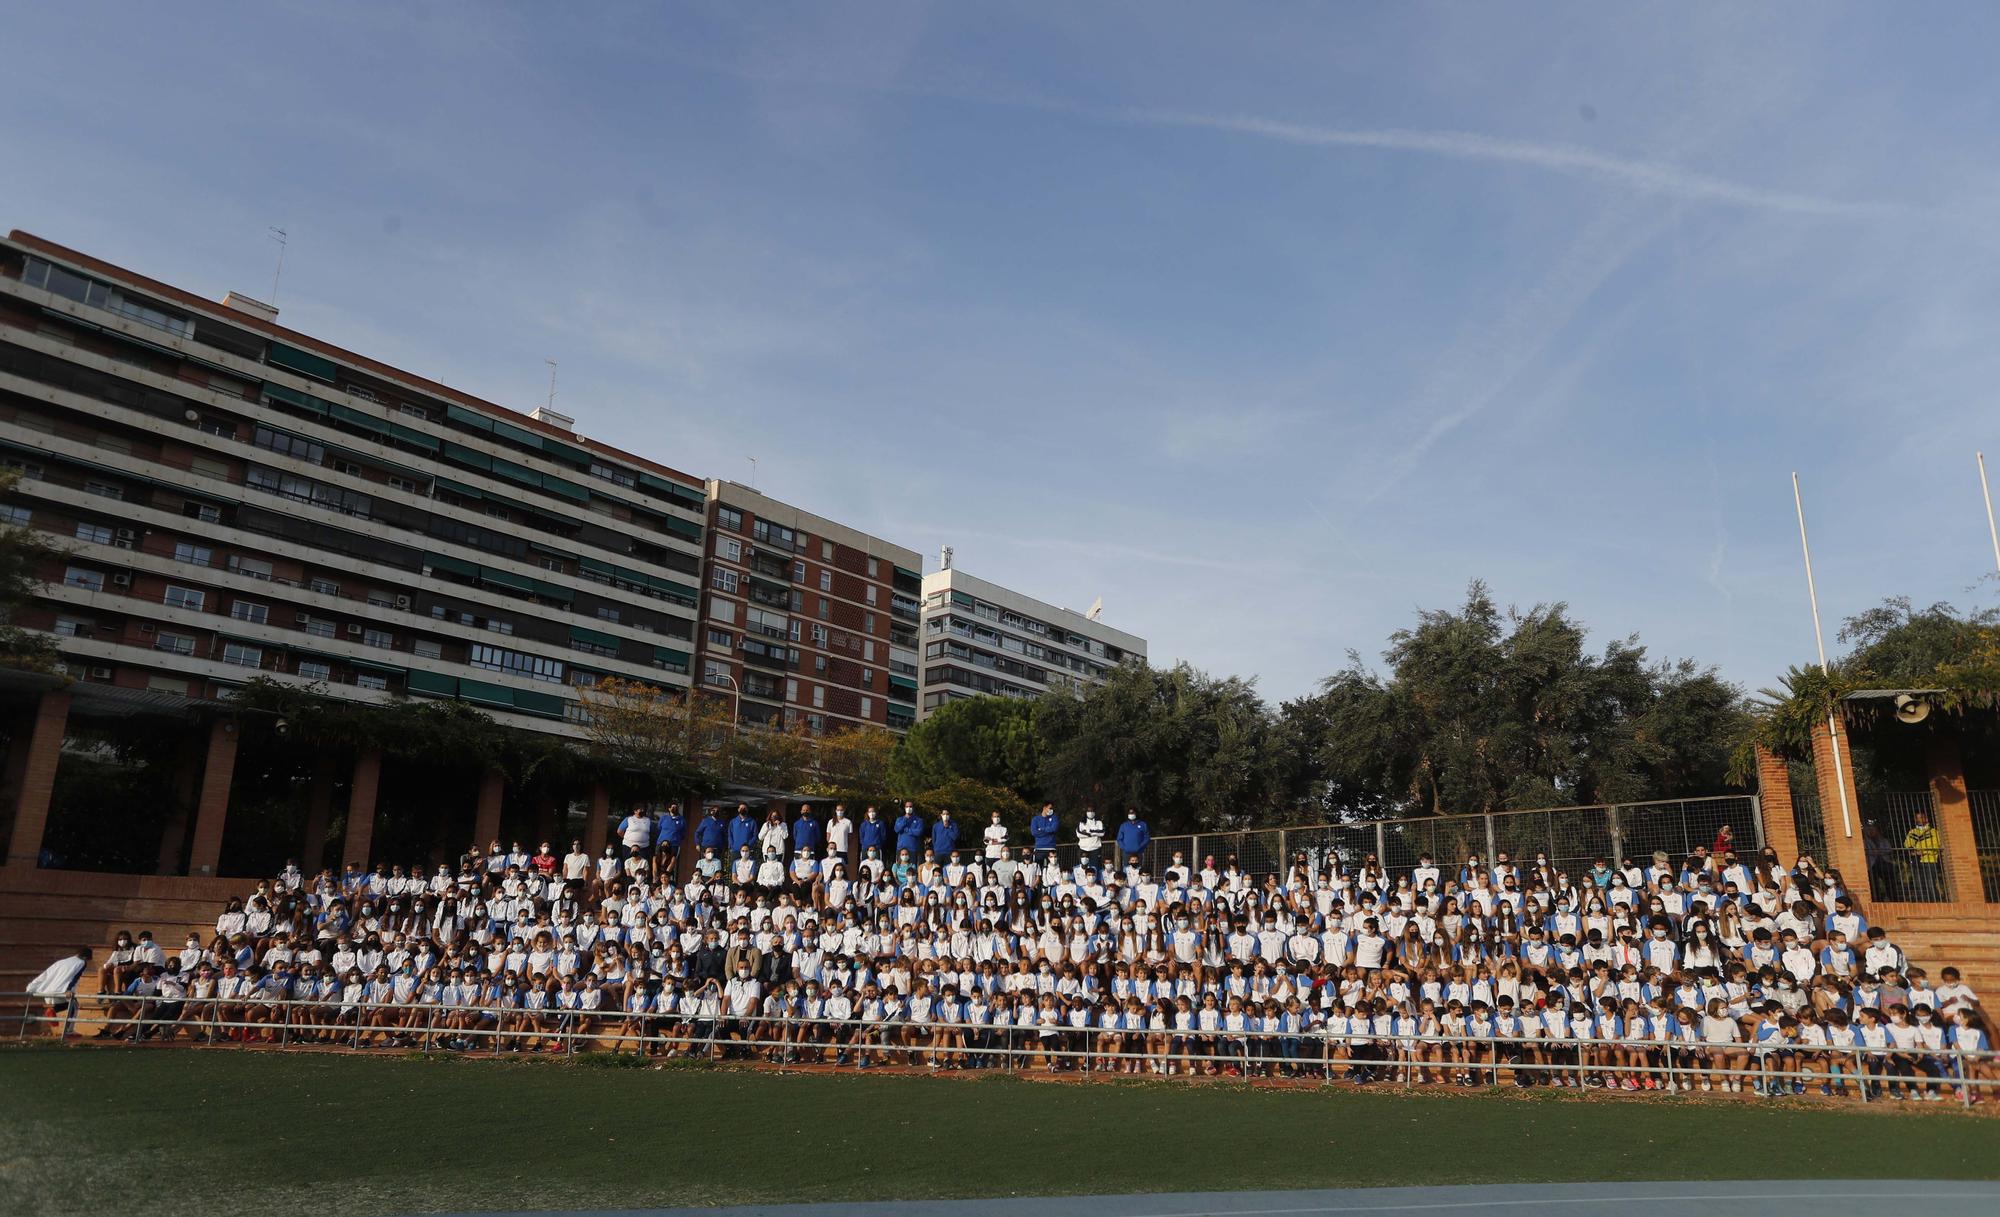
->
[2,1047,1997,1217]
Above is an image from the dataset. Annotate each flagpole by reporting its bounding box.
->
[1980,452,2000,575]
[1792,473,1854,838]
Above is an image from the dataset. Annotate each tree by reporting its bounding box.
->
[0,470,62,674]
[579,676,730,800]
[1036,660,1278,833]
[807,725,901,803]
[729,714,819,794]
[889,696,1041,799]
[1288,581,1746,817]
[910,776,1034,837]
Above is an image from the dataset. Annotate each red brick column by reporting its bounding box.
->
[473,769,505,850]
[342,749,382,869]
[3,690,71,868]
[1810,715,1872,904]
[154,746,202,875]
[1753,744,1801,862]
[185,718,241,877]
[583,783,609,857]
[1926,736,1984,905]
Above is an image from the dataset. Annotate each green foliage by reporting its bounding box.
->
[888,696,1041,797]
[909,776,1034,827]
[804,725,901,803]
[0,469,63,674]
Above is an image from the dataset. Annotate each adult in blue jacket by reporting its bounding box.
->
[727,805,758,857]
[931,810,960,862]
[893,803,926,858]
[694,807,726,852]
[1030,803,1061,859]
[657,805,686,869]
[858,806,888,856]
[1115,809,1151,869]
[793,805,822,856]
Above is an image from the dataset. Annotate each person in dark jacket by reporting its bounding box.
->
[1030,803,1061,861]
[727,805,758,858]
[1116,809,1151,871]
[691,931,727,983]
[695,807,726,854]
[894,803,926,859]
[793,805,823,857]
[932,810,961,863]
[656,804,686,875]
[859,806,888,856]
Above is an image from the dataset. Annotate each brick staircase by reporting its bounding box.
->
[0,867,250,1003]
[1866,907,2000,997]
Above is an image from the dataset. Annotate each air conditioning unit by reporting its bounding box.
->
[112,538,134,550]
[87,666,113,680]
[394,594,411,610]
[138,623,156,636]
[115,528,136,541]
[345,623,363,636]
[111,573,132,588]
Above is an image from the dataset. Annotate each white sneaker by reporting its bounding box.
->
[1701,1081,1712,1091]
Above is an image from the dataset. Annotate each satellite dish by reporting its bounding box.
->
[1086,597,1103,622]
[1893,693,1931,725]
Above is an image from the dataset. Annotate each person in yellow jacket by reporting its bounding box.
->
[1901,810,1943,901]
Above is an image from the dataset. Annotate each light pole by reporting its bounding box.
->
[709,671,742,726]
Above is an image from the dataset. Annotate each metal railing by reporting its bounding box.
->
[13,992,1995,1107]
[1971,790,2000,904]
[1863,792,1951,904]
[1028,796,1759,886]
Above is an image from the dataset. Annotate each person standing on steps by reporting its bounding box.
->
[1116,808,1151,874]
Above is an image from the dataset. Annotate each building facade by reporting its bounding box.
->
[695,482,923,733]
[0,231,711,736]
[917,567,1145,717]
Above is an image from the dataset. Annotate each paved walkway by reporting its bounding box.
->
[438,1179,2000,1217]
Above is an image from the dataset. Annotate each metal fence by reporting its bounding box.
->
[1972,790,2000,904]
[1106,795,1757,884]
[1862,791,1950,904]
[1790,767,1829,866]
[15,993,1994,1106]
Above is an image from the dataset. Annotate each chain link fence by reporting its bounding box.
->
[1861,791,1949,903]
[1969,789,2000,903]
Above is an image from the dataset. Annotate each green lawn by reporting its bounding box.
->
[1,1047,1996,1217]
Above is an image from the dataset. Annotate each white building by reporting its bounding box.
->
[916,565,1145,718]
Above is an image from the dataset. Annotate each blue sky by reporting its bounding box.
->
[6,2,1998,702]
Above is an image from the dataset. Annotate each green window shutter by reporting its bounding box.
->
[479,566,535,592]
[569,625,622,651]
[425,553,480,577]
[541,475,588,502]
[579,557,614,577]
[406,670,458,697]
[511,689,566,718]
[330,403,391,438]
[488,456,542,489]
[951,591,974,607]
[260,382,320,412]
[386,423,440,453]
[432,477,483,500]
[444,403,495,433]
[350,659,404,677]
[652,578,698,605]
[267,342,339,383]
[492,420,546,451]
[457,679,516,709]
[530,579,574,603]
[665,516,703,542]
[441,442,492,471]
[888,674,918,693]
[894,566,922,583]
[542,440,592,469]
[653,646,691,672]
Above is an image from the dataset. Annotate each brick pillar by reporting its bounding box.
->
[583,783,609,857]
[185,718,241,877]
[154,744,202,875]
[1753,744,1801,862]
[1809,714,1872,904]
[1925,735,1983,906]
[474,769,505,849]
[342,749,382,869]
[299,755,335,874]
[3,690,71,869]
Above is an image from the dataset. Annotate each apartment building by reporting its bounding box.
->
[917,566,1145,717]
[0,231,711,737]
[695,482,923,733]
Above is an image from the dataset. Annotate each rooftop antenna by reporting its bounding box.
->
[1086,596,1103,622]
[1791,472,1854,840]
[545,359,558,411]
[747,456,757,489]
[940,545,953,570]
[266,227,288,307]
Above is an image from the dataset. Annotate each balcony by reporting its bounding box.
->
[746,576,792,609]
[890,594,921,622]
[740,645,792,671]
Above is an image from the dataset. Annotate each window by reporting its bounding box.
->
[595,605,621,623]
[309,577,339,596]
[819,569,832,592]
[717,537,741,563]
[813,655,827,674]
[302,617,335,639]
[298,660,331,681]
[864,640,875,662]
[62,566,104,592]
[590,461,636,488]
[860,696,872,717]
[355,673,389,691]
[366,591,397,609]
[711,598,736,625]
[413,639,442,660]
[220,643,262,668]
[68,520,113,547]
[332,459,364,478]
[865,585,877,605]
[867,558,879,578]
[470,643,564,683]
[703,659,731,688]
[360,628,393,649]
[786,678,798,702]
[821,540,833,561]
[792,560,806,583]
[252,425,325,466]
[863,612,876,634]
[54,615,92,637]
[0,504,28,526]
[807,713,824,733]
[154,632,195,655]
[22,257,193,336]
[228,556,273,581]
[817,597,830,621]
[147,675,190,696]
[538,557,564,573]
[707,628,733,648]
[811,624,828,647]
[174,542,213,567]
[85,480,124,501]
[861,669,874,687]
[387,475,423,494]
[716,507,742,532]
[710,568,738,594]
[230,601,269,625]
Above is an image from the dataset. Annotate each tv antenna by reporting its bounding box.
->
[267,227,288,306]
[748,456,758,489]
[545,359,558,411]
